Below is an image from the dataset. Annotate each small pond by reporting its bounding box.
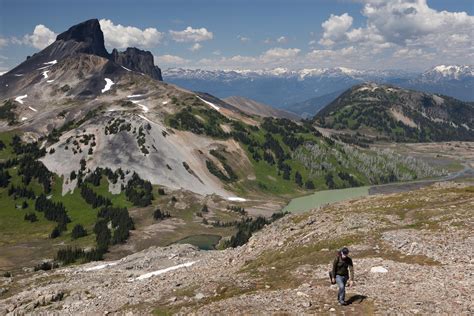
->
[283,186,370,213]
[174,234,222,250]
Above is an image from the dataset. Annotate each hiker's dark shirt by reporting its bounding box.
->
[332,255,354,279]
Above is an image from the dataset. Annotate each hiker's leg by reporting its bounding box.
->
[341,276,347,302]
[335,275,346,303]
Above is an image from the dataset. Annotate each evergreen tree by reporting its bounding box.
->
[80,185,112,208]
[295,171,303,186]
[24,212,38,222]
[71,224,87,239]
[0,170,11,187]
[35,194,70,225]
[125,173,154,207]
[50,226,61,239]
[153,208,170,220]
[305,180,315,190]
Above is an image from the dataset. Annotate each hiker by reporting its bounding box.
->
[330,247,354,306]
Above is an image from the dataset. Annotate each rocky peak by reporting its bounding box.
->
[55,19,109,58]
[111,47,163,81]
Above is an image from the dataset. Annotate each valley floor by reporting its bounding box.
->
[1,181,472,315]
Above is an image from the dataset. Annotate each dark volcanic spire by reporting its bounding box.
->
[111,47,163,81]
[0,18,163,85]
[56,19,109,58]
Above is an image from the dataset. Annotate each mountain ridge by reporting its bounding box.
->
[223,96,300,120]
[314,82,474,142]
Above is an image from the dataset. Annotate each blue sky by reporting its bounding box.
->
[0,0,473,71]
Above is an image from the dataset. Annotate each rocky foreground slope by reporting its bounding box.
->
[1,181,472,315]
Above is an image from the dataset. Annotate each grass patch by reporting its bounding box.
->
[0,131,17,160]
[241,234,362,290]
[153,306,180,316]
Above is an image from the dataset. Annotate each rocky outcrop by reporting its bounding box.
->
[0,18,163,87]
[55,19,109,58]
[111,47,162,81]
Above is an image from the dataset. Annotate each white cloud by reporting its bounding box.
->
[263,36,289,45]
[362,1,473,49]
[21,24,57,49]
[194,48,301,70]
[0,37,8,49]
[238,35,250,43]
[261,48,300,60]
[169,26,213,42]
[311,0,474,69]
[393,48,424,58]
[197,55,257,69]
[152,0,473,71]
[276,36,288,44]
[319,13,353,46]
[99,19,163,49]
[155,54,189,66]
[189,43,202,51]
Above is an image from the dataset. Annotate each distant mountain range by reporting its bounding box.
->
[163,67,412,110]
[163,65,474,117]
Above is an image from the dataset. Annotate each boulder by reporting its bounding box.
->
[370,266,388,273]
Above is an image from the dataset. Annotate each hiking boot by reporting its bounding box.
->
[339,301,348,306]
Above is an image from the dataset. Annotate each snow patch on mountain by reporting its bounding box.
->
[84,261,119,271]
[15,95,27,104]
[227,197,247,202]
[131,100,149,113]
[101,78,114,93]
[135,261,198,281]
[197,96,219,111]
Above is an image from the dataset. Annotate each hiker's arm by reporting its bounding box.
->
[331,257,338,279]
[348,262,354,281]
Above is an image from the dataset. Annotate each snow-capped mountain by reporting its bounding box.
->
[420,65,474,81]
[164,67,409,81]
[163,67,415,109]
[400,65,474,102]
